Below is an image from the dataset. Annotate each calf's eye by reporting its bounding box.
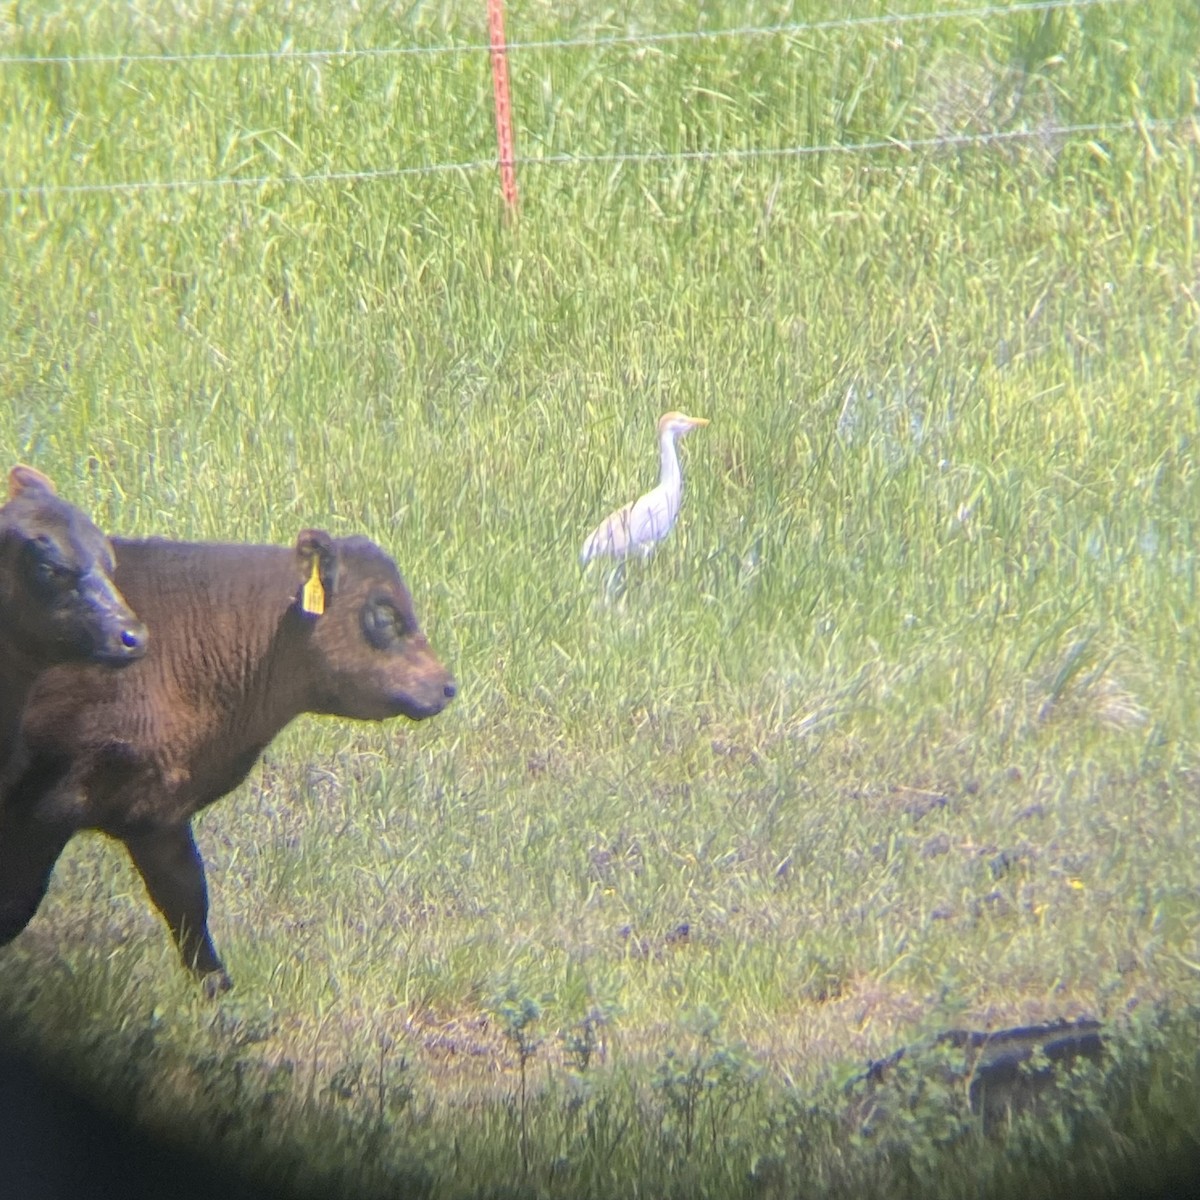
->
[361,599,400,650]
[22,537,76,594]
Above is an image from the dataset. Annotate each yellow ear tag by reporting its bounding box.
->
[301,559,325,616]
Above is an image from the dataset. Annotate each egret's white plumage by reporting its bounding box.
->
[580,411,709,564]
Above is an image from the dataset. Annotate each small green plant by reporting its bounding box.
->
[652,1007,764,1158]
[560,1005,615,1074]
[852,1040,980,1191]
[492,984,546,1174]
[372,1034,415,1123]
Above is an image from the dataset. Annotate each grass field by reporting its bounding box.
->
[2,0,1200,1196]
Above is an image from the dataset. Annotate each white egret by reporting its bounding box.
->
[580,411,710,564]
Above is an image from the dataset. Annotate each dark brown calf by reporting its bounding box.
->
[0,529,455,993]
[0,465,148,756]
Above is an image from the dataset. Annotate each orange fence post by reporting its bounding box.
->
[487,0,518,217]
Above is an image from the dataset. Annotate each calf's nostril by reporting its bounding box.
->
[121,628,145,650]
[444,681,457,700]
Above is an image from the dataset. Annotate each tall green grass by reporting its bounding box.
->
[2,1,1199,1196]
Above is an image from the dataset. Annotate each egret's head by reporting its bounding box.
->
[658,411,710,438]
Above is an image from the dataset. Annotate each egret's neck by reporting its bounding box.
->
[658,429,683,495]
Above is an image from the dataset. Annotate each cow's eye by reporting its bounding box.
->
[22,536,76,594]
[361,599,401,650]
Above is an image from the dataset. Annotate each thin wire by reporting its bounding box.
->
[526,117,1178,166]
[0,0,1133,69]
[1,117,1182,201]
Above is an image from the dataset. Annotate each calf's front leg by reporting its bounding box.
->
[124,823,231,996]
[0,808,72,945]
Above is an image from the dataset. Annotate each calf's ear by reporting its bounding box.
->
[294,529,338,616]
[8,465,57,499]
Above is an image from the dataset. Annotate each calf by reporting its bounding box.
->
[0,529,455,993]
[0,464,147,757]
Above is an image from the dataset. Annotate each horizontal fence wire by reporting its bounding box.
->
[3,119,1187,202]
[0,0,1185,202]
[0,0,1135,68]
